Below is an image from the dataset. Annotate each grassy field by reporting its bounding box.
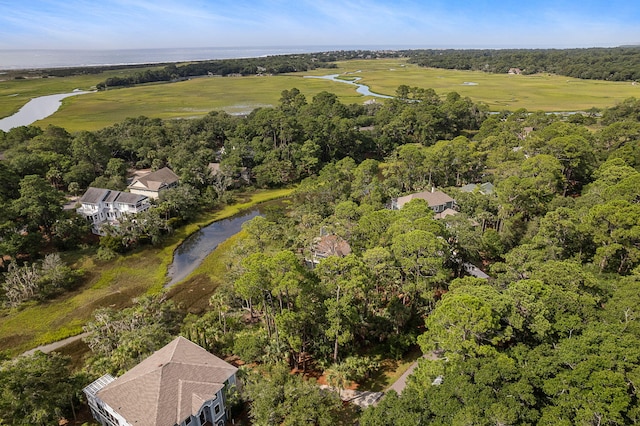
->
[2,58,638,132]
[0,66,164,119]
[0,188,293,356]
[318,59,639,111]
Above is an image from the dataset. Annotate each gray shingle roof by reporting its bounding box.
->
[79,187,111,204]
[79,187,147,206]
[115,192,147,205]
[129,167,179,191]
[97,336,237,426]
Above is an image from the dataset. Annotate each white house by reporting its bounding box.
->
[83,336,238,426]
[128,167,180,199]
[76,187,150,234]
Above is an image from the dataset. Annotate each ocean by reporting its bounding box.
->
[0,46,379,70]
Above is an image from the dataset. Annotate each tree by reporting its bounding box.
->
[12,174,64,236]
[0,351,84,425]
[496,154,565,221]
[588,200,640,274]
[418,284,513,360]
[1,254,80,307]
[315,254,370,361]
[244,363,343,426]
[391,229,448,306]
[83,294,183,375]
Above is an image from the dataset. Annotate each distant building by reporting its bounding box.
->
[459,182,495,195]
[508,68,522,75]
[309,234,352,265]
[128,167,179,199]
[208,163,251,185]
[463,262,491,279]
[434,208,459,220]
[76,187,150,235]
[391,189,456,214]
[83,336,238,426]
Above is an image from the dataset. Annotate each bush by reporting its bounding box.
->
[233,328,268,363]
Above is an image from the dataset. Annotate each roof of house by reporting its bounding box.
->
[313,234,352,258]
[80,187,147,205]
[96,336,237,426]
[459,182,494,195]
[129,167,179,192]
[395,190,455,209]
[116,192,149,205]
[208,162,221,175]
[434,208,459,220]
[79,187,111,204]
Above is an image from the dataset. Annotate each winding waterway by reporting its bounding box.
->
[165,209,262,287]
[304,73,394,99]
[0,90,91,132]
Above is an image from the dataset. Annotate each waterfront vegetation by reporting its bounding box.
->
[1,57,638,132]
[0,188,292,355]
[1,51,640,424]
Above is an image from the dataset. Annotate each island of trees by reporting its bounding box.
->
[1,78,640,424]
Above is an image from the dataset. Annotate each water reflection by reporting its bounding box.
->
[165,209,261,287]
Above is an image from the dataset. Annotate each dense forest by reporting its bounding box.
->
[1,83,640,424]
[405,46,640,81]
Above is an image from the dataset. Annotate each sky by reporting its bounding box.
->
[0,0,639,50]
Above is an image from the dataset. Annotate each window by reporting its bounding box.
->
[214,405,220,415]
[185,417,192,425]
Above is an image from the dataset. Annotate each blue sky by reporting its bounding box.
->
[1,0,639,50]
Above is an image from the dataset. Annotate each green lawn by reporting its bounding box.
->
[3,58,637,132]
[0,188,293,356]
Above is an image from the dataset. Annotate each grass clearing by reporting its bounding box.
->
[359,345,423,392]
[3,58,636,132]
[0,188,293,356]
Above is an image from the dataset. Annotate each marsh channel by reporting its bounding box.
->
[0,90,92,131]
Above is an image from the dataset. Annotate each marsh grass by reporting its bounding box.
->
[0,66,164,118]
[0,188,293,356]
[5,59,635,132]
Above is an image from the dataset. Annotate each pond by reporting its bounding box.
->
[0,90,91,132]
[165,208,262,287]
[304,74,394,99]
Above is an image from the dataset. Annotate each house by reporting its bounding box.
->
[391,189,456,214]
[128,167,180,199]
[459,182,495,195]
[76,187,150,234]
[83,336,238,426]
[508,68,522,75]
[434,208,459,220]
[208,163,251,185]
[463,262,490,279]
[307,234,352,266]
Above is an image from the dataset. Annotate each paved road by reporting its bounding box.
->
[22,332,89,356]
[387,351,439,394]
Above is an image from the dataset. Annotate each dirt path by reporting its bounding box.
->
[22,332,89,356]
